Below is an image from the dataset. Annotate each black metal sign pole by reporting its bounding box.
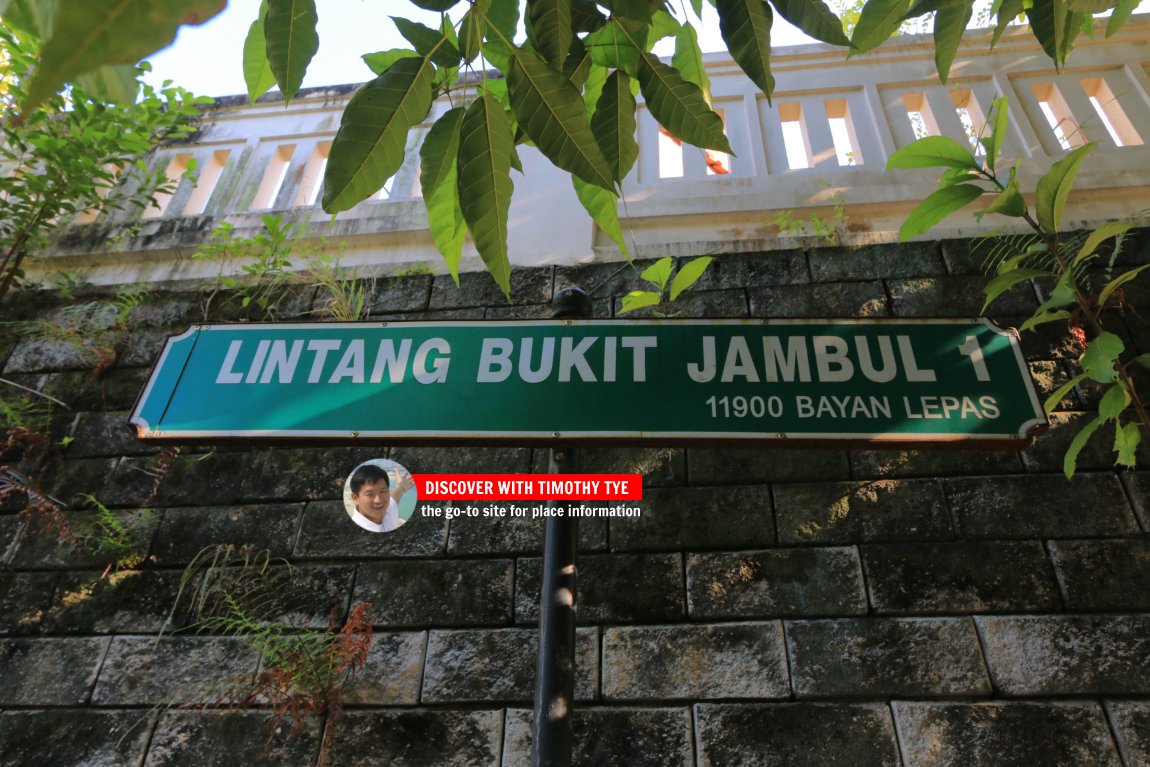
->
[532,287,592,767]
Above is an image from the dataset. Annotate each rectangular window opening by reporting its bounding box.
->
[251,143,296,210]
[706,108,731,175]
[1081,77,1143,147]
[74,163,123,223]
[141,153,191,219]
[371,174,397,200]
[1030,82,1083,150]
[778,102,811,170]
[658,126,684,179]
[901,92,938,140]
[184,149,231,216]
[824,98,862,166]
[949,88,987,156]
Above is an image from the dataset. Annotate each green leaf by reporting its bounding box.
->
[899,183,983,241]
[585,18,646,76]
[619,290,662,314]
[887,136,981,170]
[1114,421,1141,467]
[1073,220,1136,267]
[21,0,226,113]
[571,0,608,31]
[1079,331,1124,383]
[672,24,711,101]
[980,177,1026,218]
[243,1,277,103]
[981,267,1048,312]
[641,257,674,292]
[322,56,434,213]
[984,96,1010,171]
[591,71,639,183]
[933,0,973,85]
[529,0,573,68]
[1035,142,1096,233]
[408,0,459,9]
[1044,372,1086,413]
[506,51,615,191]
[1019,309,1071,333]
[851,0,911,54]
[75,65,138,105]
[1107,0,1137,36]
[1099,264,1150,308]
[1064,414,1103,478]
[486,0,521,39]
[391,17,461,67]
[3,0,59,38]
[582,63,609,115]
[647,10,683,48]
[457,94,516,298]
[573,177,629,258]
[603,0,658,22]
[715,0,775,101]
[421,109,467,284]
[1027,0,1081,69]
[669,256,713,301]
[362,49,421,76]
[265,0,319,103]
[768,0,851,47]
[992,0,1023,46]
[1099,383,1130,420]
[459,0,488,63]
[638,52,734,154]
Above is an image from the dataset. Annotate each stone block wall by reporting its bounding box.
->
[2,233,1150,766]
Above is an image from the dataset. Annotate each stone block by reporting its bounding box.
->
[119,328,171,368]
[485,302,551,319]
[531,446,686,487]
[612,288,749,318]
[809,242,944,282]
[862,541,1061,614]
[39,367,149,411]
[688,447,851,483]
[0,572,57,634]
[430,268,553,309]
[354,559,513,626]
[775,479,952,545]
[101,454,169,507]
[695,703,900,767]
[701,249,809,289]
[0,710,153,767]
[41,569,186,634]
[124,293,202,330]
[940,238,984,276]
[446,511,606,555]
[609,486,774,551]
[1023,412,1122,473]
[67,410,159,458]
[294,500,447,559]
[422,627,598,703]
[515,552,684,624]
[0,515,21,565]
[154,451,259,506]
[1107,701,1150,767]
[554,258,670,300]
[1121,472,1150,531]
[502,707,693,767]
[749,281,890,317]
[93,635,260,705]
[888,275,1037,317]
[144,711,321,767]
[367,274,432,314]
[0,637,110,705]
[848,449,1022,479]
[687,548,866,618]
[1049,539,1150,610]
[944,474,1137,538]
[36,456,118,509]
[339,631,427,705]
[150,504,303,565]
[331,710,503,767]
[263,564,355,629]
[242,446,372,502]
[602,623,788,700]
[389,445,533,474]
[10,507,155,570]
[4,335,110,374]
[786,617,991,698]
[977,615,1150,695]
[894,701,1120,767]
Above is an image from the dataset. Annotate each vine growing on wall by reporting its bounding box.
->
[887,95,1149,477]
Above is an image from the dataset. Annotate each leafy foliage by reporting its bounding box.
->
[1,0,1140,296]
[887,95,1150,477]
[619,255,714,315]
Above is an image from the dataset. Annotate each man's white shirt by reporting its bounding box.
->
[351,497,400,532]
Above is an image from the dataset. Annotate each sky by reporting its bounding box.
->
[143,0,816,98]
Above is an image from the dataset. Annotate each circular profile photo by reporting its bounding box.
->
[343,458,417,533]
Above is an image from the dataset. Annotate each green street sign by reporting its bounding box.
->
[131,319,1046,447]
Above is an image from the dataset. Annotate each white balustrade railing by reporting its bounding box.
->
[30,14,1150,287]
